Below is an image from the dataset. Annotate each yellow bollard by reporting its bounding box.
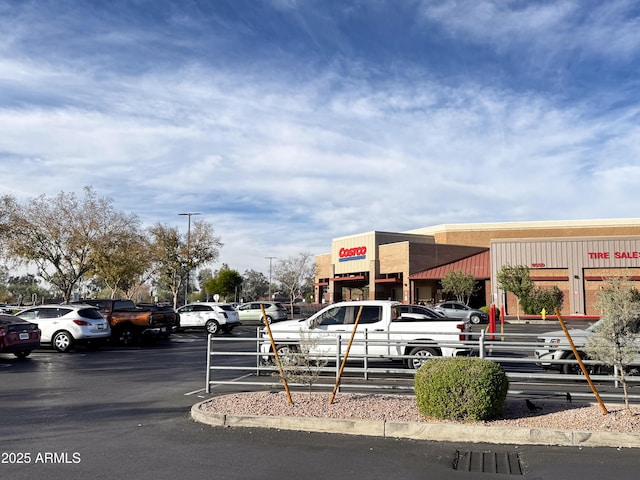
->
[541,308,546,320]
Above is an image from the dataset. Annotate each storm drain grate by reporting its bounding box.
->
[453,450,523,475]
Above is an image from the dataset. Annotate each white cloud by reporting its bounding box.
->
[419,0,640,63]
[1,1,640,274]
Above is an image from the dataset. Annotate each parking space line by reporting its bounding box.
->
[184,388,206,396]
[184,373,254,396]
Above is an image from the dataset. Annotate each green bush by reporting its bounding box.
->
[414,357,509,421]
[480,305,500,319]
[521,286,564,315]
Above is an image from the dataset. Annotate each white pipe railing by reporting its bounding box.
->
[204,328,640,401]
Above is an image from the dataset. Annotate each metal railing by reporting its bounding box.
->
[204,328,640,403]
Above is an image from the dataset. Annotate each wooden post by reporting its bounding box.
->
[329,306,364,405]
[261,304,293,405]
[554,308,608,414]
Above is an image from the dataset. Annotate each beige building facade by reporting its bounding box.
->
[314,219,640,315]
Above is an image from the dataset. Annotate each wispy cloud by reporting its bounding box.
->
[1,0,639,273]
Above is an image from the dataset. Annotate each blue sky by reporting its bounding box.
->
[1,0,640,275]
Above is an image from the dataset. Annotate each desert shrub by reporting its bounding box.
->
[414,357,509,421]
[480,305,500,320]
[274,330,327,396]
[521,286,564,315]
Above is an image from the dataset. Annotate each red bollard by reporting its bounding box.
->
[489,303,496,340]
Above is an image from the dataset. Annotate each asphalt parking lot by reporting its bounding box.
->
[2,327,640,479]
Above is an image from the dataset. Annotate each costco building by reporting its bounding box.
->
[314,219,640,316]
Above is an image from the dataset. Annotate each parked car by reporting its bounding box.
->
[260,300,471,370]
[434,301,488,324]
[399,304,449,320]
[535,322,598,374]
[14,304,111,352]
[237,301,289,324]
[533,319,640,375]
[76,299,178,345]
[176,302,241,335]
[0,303,14,314]
[0,314,41,358]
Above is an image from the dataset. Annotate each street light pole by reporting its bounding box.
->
[265,256,276,300]
[179,212,201,305]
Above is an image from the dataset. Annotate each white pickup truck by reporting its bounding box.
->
[260,300,471,370]
[534,319,640,374]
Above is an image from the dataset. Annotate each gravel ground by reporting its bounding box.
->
[200,391,640,433]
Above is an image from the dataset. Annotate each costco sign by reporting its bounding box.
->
[338,246,367,262]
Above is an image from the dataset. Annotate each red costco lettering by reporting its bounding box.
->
[339,246,367,258]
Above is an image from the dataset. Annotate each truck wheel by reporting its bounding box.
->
[562,352,604,375]
[275,344,299,365]
[205,320,220,335]
[14,350,31,359]
[407,346,438,370]
[52,330,74,353]
[115,325,136,346]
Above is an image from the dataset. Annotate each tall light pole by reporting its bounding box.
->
[265,256,276,300]
[179,212,201,305]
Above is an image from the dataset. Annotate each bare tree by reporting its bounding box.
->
[273,251,315,314]
[1,187,136,303]
[584,277,640,411]
[148,220,223,309]
[274,330,328,397]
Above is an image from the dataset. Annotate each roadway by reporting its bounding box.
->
[1,324,640,479]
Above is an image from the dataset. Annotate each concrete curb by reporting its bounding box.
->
[190,401,640,449]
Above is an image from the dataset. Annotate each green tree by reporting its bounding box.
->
[241,269,269,301]
[440,270,477,305]
[149,220,223,308]
[584,277,640,411]
[196,268,213,300]
[203,266,242,302]
[89,224,151,299]
[0,265,9,302]
[4,273,52,305]
[521,286,564,315]
[496,265,534,320]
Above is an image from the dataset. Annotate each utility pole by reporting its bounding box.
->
[179,212,201,305]
[265,256,276,300]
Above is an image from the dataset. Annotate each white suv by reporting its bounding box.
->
[15,304,111,352]
[176,302,241,334]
